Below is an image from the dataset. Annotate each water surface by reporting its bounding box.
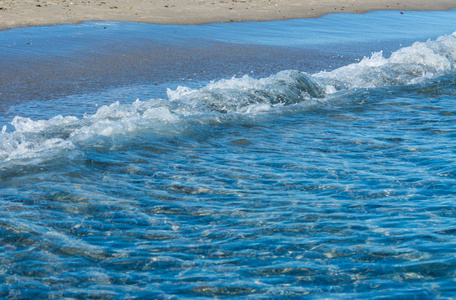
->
[1,10,456,299]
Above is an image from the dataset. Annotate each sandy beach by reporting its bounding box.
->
[1,0,455,31]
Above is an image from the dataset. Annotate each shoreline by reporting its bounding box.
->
[1,0,456,31]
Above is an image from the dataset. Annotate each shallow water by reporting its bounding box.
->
[1,10,456,299]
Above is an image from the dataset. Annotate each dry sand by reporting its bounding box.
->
[1,0,455,31]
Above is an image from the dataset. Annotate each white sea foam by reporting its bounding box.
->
[315,31,456,91]
[1,32,455,165]
[167,70,324,114]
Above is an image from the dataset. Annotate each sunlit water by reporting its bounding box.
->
[1,10,456,299]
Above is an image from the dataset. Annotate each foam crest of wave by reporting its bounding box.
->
[0,100,181,164]
[1,115,78,163]
[315,31,456,91]
[70,100,179,143]
[1,32,455,165]
[1,71,323,164]
[167,70,325,113]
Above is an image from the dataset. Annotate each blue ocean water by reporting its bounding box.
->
[1,10,456,299]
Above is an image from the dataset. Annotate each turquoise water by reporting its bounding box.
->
[1,10,456,299]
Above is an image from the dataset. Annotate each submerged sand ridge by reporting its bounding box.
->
[0,0,455,30]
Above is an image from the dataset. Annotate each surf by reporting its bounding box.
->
[1,31,455,166]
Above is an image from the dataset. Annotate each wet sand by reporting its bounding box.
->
[1,0,455,30]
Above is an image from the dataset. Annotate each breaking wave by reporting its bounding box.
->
[1,31,455,166]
